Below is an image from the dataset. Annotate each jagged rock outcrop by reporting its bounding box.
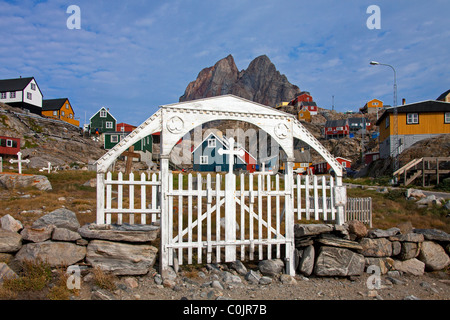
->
[180,54,301,107]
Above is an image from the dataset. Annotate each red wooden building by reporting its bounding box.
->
[289,91,318,115]
[312,157,352,174]
[324,119,350,139]
[117,123,137,133]
[0,136,20,156]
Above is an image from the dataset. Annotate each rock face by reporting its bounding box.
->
[179,54,301,107]
[32,208,80,231]
[314,246,365,277]
[15,241,86,267]
[86,240,158,275]
[0,173,52,191]
[0,229,22,253]
[418,241,450,271]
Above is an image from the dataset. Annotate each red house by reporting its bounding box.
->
[364,152,380,165]
[289,91,318,115]
[312,157,352,174]
[0,136,20,156]
[238,147,257,173]
[324,119,349,139]
[117,123,137,132]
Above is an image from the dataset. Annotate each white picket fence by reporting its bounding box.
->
[102,172,161,225]
[97,172,374,268]
[345,197,373,227]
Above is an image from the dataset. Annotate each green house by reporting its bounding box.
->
[89,107,117,135]
[104,132,152,153]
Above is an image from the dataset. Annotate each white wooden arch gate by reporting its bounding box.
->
[95,95,346,276]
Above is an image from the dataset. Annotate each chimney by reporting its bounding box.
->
[402,98,406,105]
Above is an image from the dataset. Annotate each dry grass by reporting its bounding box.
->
[92,267,117,291]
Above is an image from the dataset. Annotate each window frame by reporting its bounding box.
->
[100,109,107,118]
[406,113,419,125]
[207,138,216,148]
[105,121,113,129]
[27,92,32,100]
[1,92,7,99]
[200,155,208,165]
[110,135,119,143]
[445,112,450,124]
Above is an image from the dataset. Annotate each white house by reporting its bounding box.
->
[0,77,43,114]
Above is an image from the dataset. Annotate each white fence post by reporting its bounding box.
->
[96,173,105,224]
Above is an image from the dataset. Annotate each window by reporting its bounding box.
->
[100,109,107,118]
[69,114,73,119]
[1,92,6,99]
[65,103,69,109]
[336,126,343,131]
[27,92,32,100]
[10,92,16,98]
[207,138,216,148]
[385,116,390,128]
[106,121,113,129]
[31,83,36,90]
[445,112,450,124]
[111,135,119,143]
[6,139,13,147]
[200,156,208,164]
[341,161,347,168]
[53,111,58,116]
[61,111,65,117]
[406,113,419,124]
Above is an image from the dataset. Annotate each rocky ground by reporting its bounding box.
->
[75,263,450,301]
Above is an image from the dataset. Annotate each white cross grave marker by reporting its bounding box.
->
[9,152,30,174]
[217,137,245,174]
[39,162,52,174]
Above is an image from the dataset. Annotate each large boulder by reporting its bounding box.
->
[78,223,159,243]
[294,224,333,237]
[0,173,52,191]
[418,241,450,271]
[0,229,22,253]
[32,208,80,231]
[257,259,284,276]
[297,245,315,276]
[20,225,54,243]
[314,246,365,277]
[392,258,425,276]
[86,240,158,275]
[15,241,86,267]
[0,214,23,233]
[358,238,392,257]
[413,229,450,242]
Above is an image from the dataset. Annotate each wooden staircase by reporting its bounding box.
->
[393,157,450,186]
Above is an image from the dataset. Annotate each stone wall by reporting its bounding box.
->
[294,221,450,277]
[1,209,449,286]
[0,209,160,282]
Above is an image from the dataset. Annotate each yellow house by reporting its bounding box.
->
[42,98,80,127]
[297,107,311,122]
[375,100,450,159]
[437,89,450,102]
[360,98,383,115]
[275,101,289,109]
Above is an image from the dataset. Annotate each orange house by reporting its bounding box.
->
[42,98,79,127]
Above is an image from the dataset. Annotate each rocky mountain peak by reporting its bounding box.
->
[179,54,301,107]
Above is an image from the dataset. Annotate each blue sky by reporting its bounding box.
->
[1,0,449,126]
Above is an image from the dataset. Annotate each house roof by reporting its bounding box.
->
[42,98,69,111]
[348,117,368,125]
[375,100,450,125]
[299,101,317,107]
[437,89,450,101]
[325,119,348,127]
[89,107,117,122]
[0,77,34,92]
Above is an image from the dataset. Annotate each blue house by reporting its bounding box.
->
[192,132,248,172]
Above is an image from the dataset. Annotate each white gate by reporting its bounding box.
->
[96,171,346,275]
